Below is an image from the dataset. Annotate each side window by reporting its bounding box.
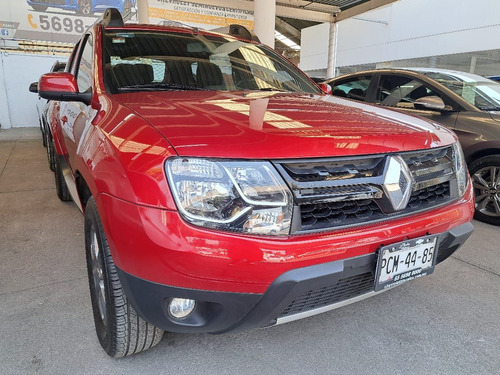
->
[376,75,442,109]
[331,76,371,101]
[77,35,93,93]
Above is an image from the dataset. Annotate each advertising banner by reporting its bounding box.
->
[0,0,253,44]
[0,0,137,43]
[148,0,253,30]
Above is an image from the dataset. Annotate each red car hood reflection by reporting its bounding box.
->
[114,91,455,159]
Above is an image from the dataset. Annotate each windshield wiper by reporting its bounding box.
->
[117,83,208,92]
[257,87,290,92]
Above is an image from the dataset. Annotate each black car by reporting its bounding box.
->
[325,68,500,225]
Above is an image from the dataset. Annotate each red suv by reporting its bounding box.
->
[38,9,474,357]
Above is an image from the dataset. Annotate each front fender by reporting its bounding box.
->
[79,108,178,210]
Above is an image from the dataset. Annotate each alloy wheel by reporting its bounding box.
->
[473,166,500,217]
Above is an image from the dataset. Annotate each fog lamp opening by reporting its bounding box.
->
[168,298,196,319]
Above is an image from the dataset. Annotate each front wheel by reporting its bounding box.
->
[84,197,164,357]
[469,155,500,226]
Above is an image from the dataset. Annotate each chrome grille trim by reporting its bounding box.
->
[274,146,458,233]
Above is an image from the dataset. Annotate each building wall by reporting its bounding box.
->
[0,53,61,129]
[300,0,500,75]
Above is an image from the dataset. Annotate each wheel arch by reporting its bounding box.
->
[465,145,500,166]
[76,171,93,212]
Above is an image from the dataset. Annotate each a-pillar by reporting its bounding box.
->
[136,0,150,24]
[253,0,275,47]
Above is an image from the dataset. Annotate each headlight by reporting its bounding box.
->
[165,158,293,235]
[452,142,468,197]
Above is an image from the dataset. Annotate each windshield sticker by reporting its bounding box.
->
[116,33,135,38]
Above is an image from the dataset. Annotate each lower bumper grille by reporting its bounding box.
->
[278,272,374,318]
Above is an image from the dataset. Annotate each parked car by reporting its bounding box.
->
[27,0,135,15]
[29,61,66,171]
[488,75,500,82]
[38,9,474,357]
[325,68,500,226]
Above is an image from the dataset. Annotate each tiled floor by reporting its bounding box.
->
[1,128,499,375]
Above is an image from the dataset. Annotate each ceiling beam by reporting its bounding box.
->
[277,0,340,14]
[276,5,334,22]
[275,17,301,41]
[334,0,398,22]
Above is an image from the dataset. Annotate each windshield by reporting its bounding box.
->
[422,71,500,111]
[103,30,320,94]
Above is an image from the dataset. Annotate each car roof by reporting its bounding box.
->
[329,67,491,84]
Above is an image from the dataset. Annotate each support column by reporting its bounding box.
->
[469,56,477,74]
[253,0,276,47]
[326,21,338,79]
[0,52,12,129]
[137,0,150,24]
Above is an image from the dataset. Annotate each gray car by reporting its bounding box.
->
[325,68,500,226]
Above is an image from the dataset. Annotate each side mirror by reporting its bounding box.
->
[38,72,91,105]
[319,83,332,95]
[29,82,38,93]
[414,96,451,111]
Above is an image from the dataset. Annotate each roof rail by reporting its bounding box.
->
[99,8,124,28]
[228,24,260,43]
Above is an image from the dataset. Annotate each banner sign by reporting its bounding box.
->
[0,0,253,44]
[0,0,137,44]
[148,0,253,30]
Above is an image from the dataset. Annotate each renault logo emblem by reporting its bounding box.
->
[381,156,413,211]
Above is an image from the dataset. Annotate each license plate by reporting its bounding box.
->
[374,235,438,292]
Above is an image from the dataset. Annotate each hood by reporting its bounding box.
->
[113,91,456,159]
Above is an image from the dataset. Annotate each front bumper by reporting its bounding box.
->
[117,222,473,334]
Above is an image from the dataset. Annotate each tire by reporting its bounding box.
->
[54,156,71,201]
[85,197,164,357]
[41,122,47,148]
[469,155,500,226]
[31,4,48,11]
[77,0,92,15]
[46,133,55,172]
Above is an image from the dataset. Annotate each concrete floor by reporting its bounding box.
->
[0,128,499,375]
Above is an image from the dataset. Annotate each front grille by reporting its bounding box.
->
[279,272,374,318]
[408,182,450,209]
[274,146,458,233]
[300,182,450,231]
[301,200,382,231]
